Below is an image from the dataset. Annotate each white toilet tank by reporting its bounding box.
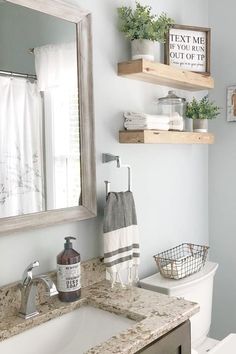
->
[139,261,218,348]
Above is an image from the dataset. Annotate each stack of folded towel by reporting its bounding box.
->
[162,255,203,280]
[124,112,184,131]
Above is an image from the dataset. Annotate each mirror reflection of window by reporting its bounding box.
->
[0,3,81,218]
[34,43,80,210]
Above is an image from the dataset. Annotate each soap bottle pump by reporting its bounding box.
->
[57,237,81,302]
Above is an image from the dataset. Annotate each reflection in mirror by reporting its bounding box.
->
[0,2,81,218]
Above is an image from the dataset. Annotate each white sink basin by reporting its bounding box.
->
[0,305,135,354]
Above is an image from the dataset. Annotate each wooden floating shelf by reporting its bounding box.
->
[119,130,215,145]
[118,59,214,91]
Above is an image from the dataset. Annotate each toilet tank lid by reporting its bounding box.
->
[210,334,236,354]
[139,261,218,293]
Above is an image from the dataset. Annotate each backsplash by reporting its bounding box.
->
[0,258,105,320]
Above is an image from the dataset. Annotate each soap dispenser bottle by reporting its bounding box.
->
[57,237,81,302]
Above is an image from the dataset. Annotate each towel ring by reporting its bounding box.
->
[102,153,132,197]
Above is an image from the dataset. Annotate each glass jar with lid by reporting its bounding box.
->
[156,91,186,131]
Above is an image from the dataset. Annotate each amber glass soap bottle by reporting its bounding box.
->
[57,237,81,302]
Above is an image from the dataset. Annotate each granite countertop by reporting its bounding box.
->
[0,277,199,354]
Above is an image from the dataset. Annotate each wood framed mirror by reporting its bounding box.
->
[0,0,96,234]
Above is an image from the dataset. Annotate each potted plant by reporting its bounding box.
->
[186,96,220,132]
[117,2,174,62]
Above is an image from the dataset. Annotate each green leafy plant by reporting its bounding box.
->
[117,2,174,43]
[186,96,220,120]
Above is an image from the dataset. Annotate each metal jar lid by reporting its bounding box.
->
[157,91,186,105]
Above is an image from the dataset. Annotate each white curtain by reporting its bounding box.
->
[34,42,80,210]
[34,42,77,91]
[0,76,44,217]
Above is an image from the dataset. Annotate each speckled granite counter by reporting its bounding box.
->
[0,258,199,354]
[84,281,199,354]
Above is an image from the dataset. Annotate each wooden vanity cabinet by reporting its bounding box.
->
[136,320,191,354]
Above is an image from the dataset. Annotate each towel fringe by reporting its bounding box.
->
[128,266,132,285]
[108,265,139,287]
[107,269,126,288]
[116,272,125,288]
[134,264,139,282]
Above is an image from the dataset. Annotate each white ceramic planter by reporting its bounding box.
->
[131,39,159,62]
[193,119,208,132]
[185,118,193,132]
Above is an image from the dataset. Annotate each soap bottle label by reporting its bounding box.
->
[57,263,81,292]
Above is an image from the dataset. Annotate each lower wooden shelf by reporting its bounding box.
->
[119,130,214,144]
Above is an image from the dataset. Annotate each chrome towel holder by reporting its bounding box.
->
[102,153,132,197]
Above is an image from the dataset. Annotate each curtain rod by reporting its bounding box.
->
[0,70,37,80]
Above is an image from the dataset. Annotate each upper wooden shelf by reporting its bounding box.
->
[119,130,214,145]
[118,59,214,91]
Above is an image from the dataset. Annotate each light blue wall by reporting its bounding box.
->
[209,0,236,340]
[0,0,209,286]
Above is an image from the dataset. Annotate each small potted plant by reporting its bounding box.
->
[186,96,220,132]
[117,2,174,62]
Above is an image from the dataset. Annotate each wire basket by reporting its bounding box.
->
[153,243,209,280]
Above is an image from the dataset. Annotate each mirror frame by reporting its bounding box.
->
[0,0,96,234]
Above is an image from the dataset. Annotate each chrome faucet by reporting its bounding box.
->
[18,261,58,319]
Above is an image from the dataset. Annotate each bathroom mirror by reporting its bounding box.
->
[0,0,96,233]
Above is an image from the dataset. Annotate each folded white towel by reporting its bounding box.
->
[162,255,202,279]
[124,126,184,131]
[125,118,170,124]
[124,121,184,131]
[124,112,164,120]
[123,112,184,131]
[124,115,171,124]
[124,118,183,125]
[124,112,183,124]
[124,122,170,130]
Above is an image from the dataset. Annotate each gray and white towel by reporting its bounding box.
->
[103,191,140,287]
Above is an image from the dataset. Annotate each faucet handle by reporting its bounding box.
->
[22,261,40,286]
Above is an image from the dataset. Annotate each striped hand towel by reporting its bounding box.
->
[103,191,140,287]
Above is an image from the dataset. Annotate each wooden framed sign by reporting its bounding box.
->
[165,25,211,75]
[227,86,236,122]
